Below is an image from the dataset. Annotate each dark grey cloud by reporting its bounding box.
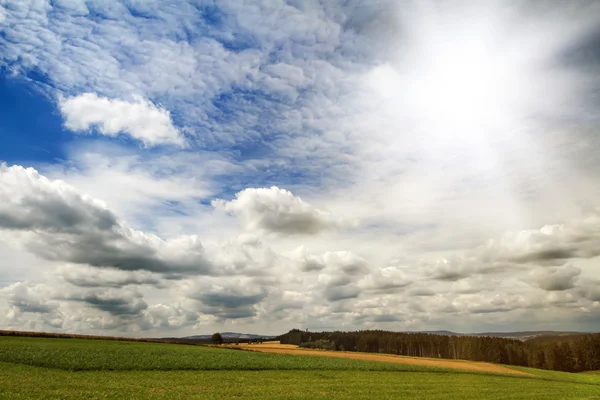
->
[408,287,436,297]
[199,292,266,309]
[0,195,117,233]
[561,25,600,68]
[301,259,326,272]
[80,294,146,316]
[511,248,577,265]
[433,270,468,282]
[65,288,148,316]
[367,281,411,293]
[409,302,426,313]
[470,307,513,314]
[10,300,56,314]
[337,258,369,276]
[532,266,581,291]
[372,314,401,323]
[186,280,268,320]
[57,265,164,288]
[20,227,212,275]
[2,282,59,314]
[326,285,360,302]
[1,280,205,331]
[313,252,374,302]
[425,258,473,282]
[577,284,600,302]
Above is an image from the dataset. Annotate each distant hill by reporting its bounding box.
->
[153,332,276,344]
[156,330,588,343]
[472,331,586,341]
[408,330,461,336]
[184,330,591,342]
[183,332,276,340]
[406,330,588,341]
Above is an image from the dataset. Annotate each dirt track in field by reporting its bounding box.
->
[231,341,529,376]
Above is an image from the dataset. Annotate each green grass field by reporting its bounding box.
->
[1,336,599,400]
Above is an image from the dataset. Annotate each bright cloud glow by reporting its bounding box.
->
[365,2,587,147]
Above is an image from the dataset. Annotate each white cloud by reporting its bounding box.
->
[0,164,272,277]
[213,186,340,235]
[183,277,269,320]
[0,163,116,234]
[60,93,184,147]
[288,246,326,272]
[39,141,241,239]
[2,282,60,314]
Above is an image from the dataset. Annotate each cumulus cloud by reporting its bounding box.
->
[325,285,361,302]
[65,287,148,316]
[529,265,582,291]
[577,284,600,302]
[0,163,117,233]
[56,265,164,288]
[372,314,402,323]
[139,303,199,331]
[408,287,436,297]
[418,209,600,283]
[0,164,276,276]
[322,251,369,275]
[2,282,59,314]
[0,279,206,332]
[289,246,327,272]
[312,251,371,302]
[213,187,340,235]
[360,266,412,294]
[266,289,308,314]
[60,93,184,147]
[4,161,600,334]
[184,278,268,320]
[315,274,352,302]
[290,247,369,276]
[425,259,473,282]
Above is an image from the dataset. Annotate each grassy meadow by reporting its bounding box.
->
[1,336,600,399]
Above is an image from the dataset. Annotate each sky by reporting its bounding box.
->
[1,0,600,337]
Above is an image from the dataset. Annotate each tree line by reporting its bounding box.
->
[279,329,600,372]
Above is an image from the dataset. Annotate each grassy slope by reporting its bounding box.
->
[0,336,452,372]
[1,337,600,400]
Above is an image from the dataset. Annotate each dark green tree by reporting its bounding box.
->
[211,332,224,345]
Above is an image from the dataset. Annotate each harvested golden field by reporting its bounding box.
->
[232,341,529,376]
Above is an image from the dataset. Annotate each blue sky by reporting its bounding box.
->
[0,73,70,164]
[1,0,600,336]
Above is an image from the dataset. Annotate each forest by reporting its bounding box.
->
[279,329,600,372]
